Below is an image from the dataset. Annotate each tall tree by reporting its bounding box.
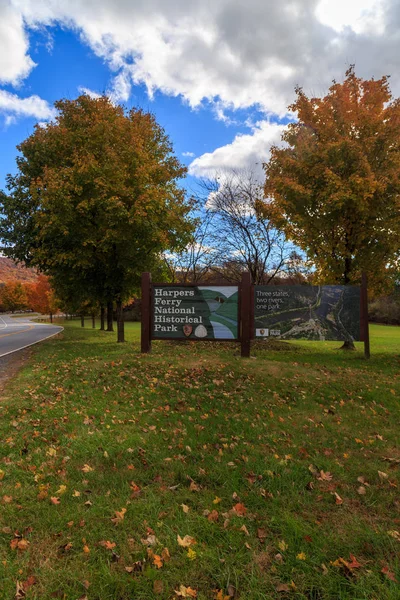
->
[0,95,193,341]
[0,281,28,313]
[263,67,400,293]
[199,171,295,284]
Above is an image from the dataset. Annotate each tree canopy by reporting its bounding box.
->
[0,95,193,340]
[263,67,400,292]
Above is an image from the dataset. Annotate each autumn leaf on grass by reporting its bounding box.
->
[0,469,4,481]
[55,485,67,495]
[153,554,163,569]
[317,471,333,481]
[83,544,90,554]
[161,547,171,562]
[213,497,222,504]
[10,538,30,551]
[81,464,94,473]
[387,531,400,541]
[232,503,247,516]
[50,497,60,505]
[278,540,288,552]
[333,492,343,505]
[175,585,197,598]
[347,554,362,569]
[111,507,127,525]
[181,504,190,513]
[177,535,196,547]
[141,534,158,547]
[297,552,306,560]
[214,591,230,600]
[99,540,116,550]
[382,566,398,582]
[187,548,197,560]
[378,471,388,481]
[207,510,219,523]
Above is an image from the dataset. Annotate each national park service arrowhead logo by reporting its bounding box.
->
[183,325,193,337]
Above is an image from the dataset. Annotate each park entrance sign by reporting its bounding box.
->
[254,285,361,341]
[141,272,370,357]
[152,285,239,340]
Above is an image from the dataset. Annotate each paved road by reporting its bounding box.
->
[0,314,63,358]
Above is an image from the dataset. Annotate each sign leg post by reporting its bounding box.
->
[361,272,370,359]
[141,272,152,353]
[240,272,251,357]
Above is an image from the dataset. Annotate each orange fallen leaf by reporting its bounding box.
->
[153,554,163,569]
[232,503,247,516]
[50,497,60,505]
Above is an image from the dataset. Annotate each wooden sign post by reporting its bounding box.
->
[141,272,151,353]
[360,272,370,359]
[240,272,251,357]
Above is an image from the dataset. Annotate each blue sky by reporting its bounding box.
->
[1,0,399,191]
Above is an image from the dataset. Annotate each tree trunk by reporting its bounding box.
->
[100,305,105,331]
[50,313,53,323]
[92,313,96,328]
[116,299,125,343]
[106,301,114,332]
[81,315,85,327]
[339,340,356,350]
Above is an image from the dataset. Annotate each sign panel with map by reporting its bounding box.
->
[152,285,239,340]
[254,285,361,341]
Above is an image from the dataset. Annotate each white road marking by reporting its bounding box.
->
[0,327,64,359]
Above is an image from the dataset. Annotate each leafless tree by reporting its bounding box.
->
[163,200,217,283]
[198,170,297,284]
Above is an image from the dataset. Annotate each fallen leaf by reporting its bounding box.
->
[278,540,288,552]
[381,566,398,582]
[175,585,197,598]
[333,492,343,505]
[81,464,93,473]
[177,535,196,547]
[181,504,190,513]
[111,507,127,524]
[153,554,163,569]
[297,552,306,560]
[207,510,219,523]
[153,580,164,594]
[232,503,247,516]
[378,471,388,481]
[50,497,60,505]
[187,548,197,560]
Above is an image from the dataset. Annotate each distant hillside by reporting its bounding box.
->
[0,257,38,285]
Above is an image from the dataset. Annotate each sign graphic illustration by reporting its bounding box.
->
[152,285,239,340]
[254,285,361,341]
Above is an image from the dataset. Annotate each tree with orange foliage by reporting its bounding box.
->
[26,275,59,322]
[263,67,400,294]
[0,281,28,313]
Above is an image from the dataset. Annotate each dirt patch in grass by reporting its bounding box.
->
[0,348,32,396]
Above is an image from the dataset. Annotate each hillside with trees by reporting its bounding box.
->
[0,257,37,285]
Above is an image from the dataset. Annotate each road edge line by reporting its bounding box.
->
[0,327,64,359]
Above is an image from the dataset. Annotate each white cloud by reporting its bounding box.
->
[182,151,195,158]
[78,86,102,99]
[6,0,399,115]
[0,90,56,121]
[0,1,36,85]
[2,0,400,163]
[189,121,286,179]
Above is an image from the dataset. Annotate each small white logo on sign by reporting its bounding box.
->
[256,328,269,337]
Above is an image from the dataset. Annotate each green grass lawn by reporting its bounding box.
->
[0,321,399,600]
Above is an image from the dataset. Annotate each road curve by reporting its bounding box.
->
[0,314,63,358]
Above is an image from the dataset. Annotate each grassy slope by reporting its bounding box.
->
[0,322,399,600]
